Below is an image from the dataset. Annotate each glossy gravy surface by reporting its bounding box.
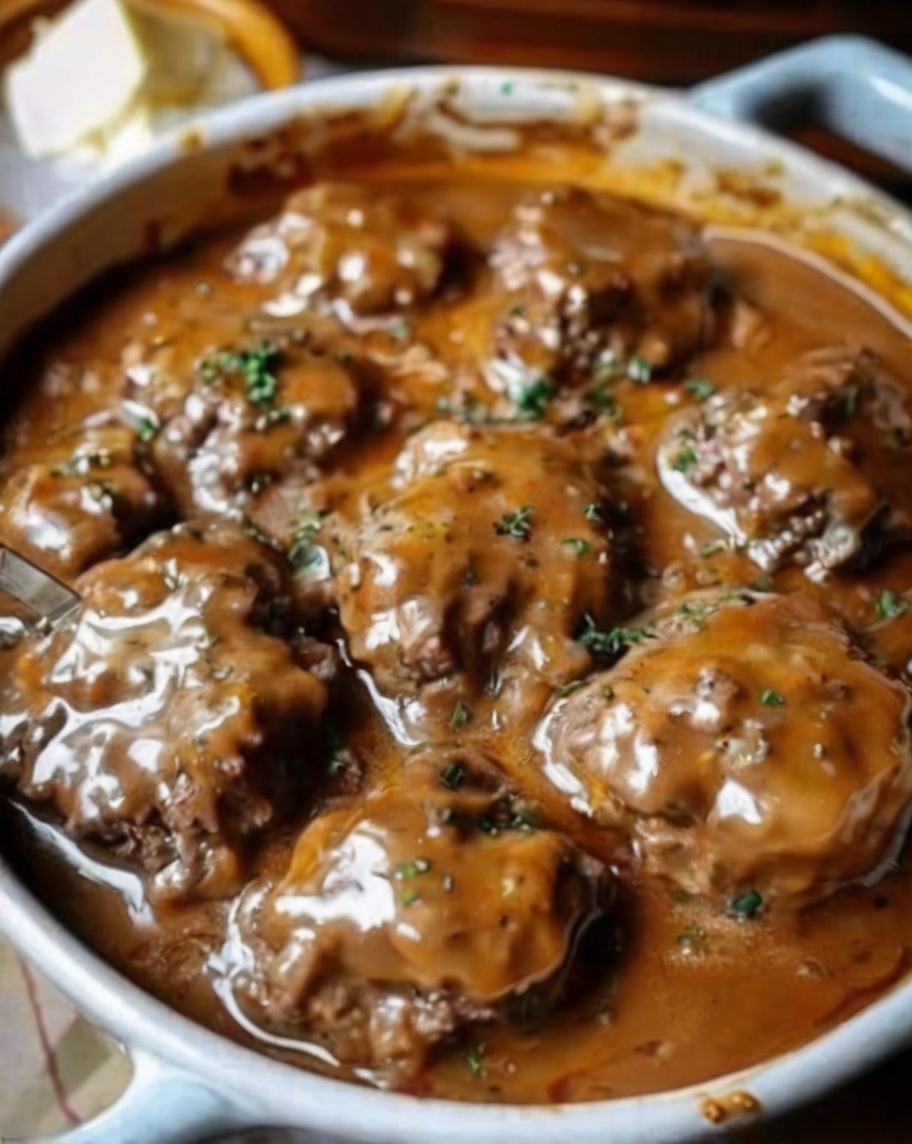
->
[3,169,912,1107]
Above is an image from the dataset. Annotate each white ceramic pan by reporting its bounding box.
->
[3,34,912,1144]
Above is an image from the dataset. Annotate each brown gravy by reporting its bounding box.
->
[3,168,912,1106]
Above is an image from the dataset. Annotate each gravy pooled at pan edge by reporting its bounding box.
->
[3,167,912,1106]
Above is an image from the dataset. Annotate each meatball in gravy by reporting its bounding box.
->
[484,187,715,404]
[5,166,912,1106]
[0,420,165,579]
[337,419,620,735]
[0,519,330,900]
[226,182,460,321]
[218,751,610,1080]
[539,590,912,910]
[658,347,912,576]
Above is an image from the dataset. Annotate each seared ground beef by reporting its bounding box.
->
[219,749,610,1081]
[483,187,715,407]
[538,589,912,910]
[0,518,331,901]
[0,420,165,579]
[657,346,912,576]
[336,419,622,735]
[225,182,460,321]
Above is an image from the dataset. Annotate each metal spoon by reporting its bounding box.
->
[0,544,81,632]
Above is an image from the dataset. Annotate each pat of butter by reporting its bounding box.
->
[4,0,230,159]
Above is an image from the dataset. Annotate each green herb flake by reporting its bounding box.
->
[436,394,490,424]
[510,802,539,830]
[396,857,432,881]
[558,680,585,698]
[759,689,785,707]
[684,378,715,403]
[514,375,553,421]
[577,614,651,659]
[137,415,160,444]
[451,700,471,730]
[288,517,323,572]
[584,502,604,524]
[841,384,859,418]
[587,383,621,421]
[323,719,345,776]
[729,889,763,919]
[561,538,592,557]
[675,600,713,631]
[401,889,420,907]
[672,442,698,473]
[495,505,534,541]
[876,589,908,620]
[699,539,727,558]
[627,356,654,384]
[466,1044,486,1078]
[199,342,281,407]
[388,318,411,342]
[441,761,466,790]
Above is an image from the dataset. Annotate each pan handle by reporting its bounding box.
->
[22,1050,243,1144]
[690,34,912,173]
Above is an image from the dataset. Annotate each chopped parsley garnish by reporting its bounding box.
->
[451,700,471,730]
[441,761,466,790]
[396,858,432,880]
[759,690,785,707]
[558,680,585,698]
[876,589,908,620]
[729,889,763,919]
[577,614,651,659]
[288,517,322,572]
[699,539,727,558]
[466,1043,486,1078]
[401,889,420,907]
[841,384,859,418]
[514,375,553,421]
[137,415,159,444]
[388,318,411,341]
[495,505,534,541]
[325,720,345,776]
[509,803,539,829]
[675,599,714,631]
[199,341,281,407]
[672,442,698,473]
[584,502,604,524]
[561,538,592,557]
[684,378,715,403]
[436,395,489,424]
[627,356,653,384]
[586,383,621,421]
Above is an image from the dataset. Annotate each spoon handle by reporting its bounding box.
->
[0,545,81,631]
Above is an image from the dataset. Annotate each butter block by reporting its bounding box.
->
[5,0,148,157]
